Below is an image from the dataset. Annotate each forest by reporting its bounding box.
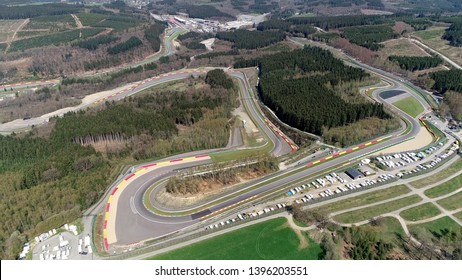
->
[205,69,234,90]
[287,15,391,31]
[343,25,398,51]
[181,4,234,19]
[430,69,462,93]
[443,21,462,47]
[388,56,443,71]
[0,3,82,19]
[216,29,285,49]
[144,22,167,52]
[73,35,118,51]
[257,19,316,38]
[107,36,143,55]
[235,47,391,135]
[0,73,238,259]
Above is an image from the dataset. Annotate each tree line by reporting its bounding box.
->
[257,19,316,38]
[73,35,119,51]
[166,157,278,195]
[388,55,443,71]
[235,46,391,135]
[287,14,392,31]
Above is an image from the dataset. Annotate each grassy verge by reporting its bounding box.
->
[210,142,272,162]
[403,84,439,110]
[454,211,462,221]
[147,217,323,260]
[423,120,445,141]
[293,217,309,228]
[399,203,441,222]
[392,96,424,118]
[410,157,462,188]
[333,195,422,224]
[436,192,462,211]
[93,214,108,256]
[314,184,411,214]
[424,174,462,198]
[409,216,462,239]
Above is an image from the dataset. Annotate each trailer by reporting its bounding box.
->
[84,235,91,248]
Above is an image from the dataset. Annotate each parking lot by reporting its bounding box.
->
[32,232,94,260]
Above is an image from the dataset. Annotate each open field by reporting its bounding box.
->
[392,96,424,118]
[359,216,406,243]
[410,157,462,188]
[379,38,429,58]
[412,26,462,67]
[436,192,462,211]
[0,19,27,43]
[333,195,422,224]
[314,185,411,214]
[424,174,462,198]
[409,217,462,238]
[399,203,441,221]
[148,218,323,260]
[25,14,76,31]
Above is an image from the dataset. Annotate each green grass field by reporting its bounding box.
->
[360,216,406,242]
[314,185,411,214]
[436,192,462,211]
[409,216,462,238]
[424,174,462,198]
[399,203,441,221]
[148,218,323,260]
[333,195,422,224]
[413,27,445,41]
[410,157,462,188]
[392,96,424,118]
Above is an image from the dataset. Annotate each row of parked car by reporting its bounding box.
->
[287,173,348,196]
[293,173,396,204]
[206,203,288,230]
[397,142,459,177]
[377,143,445,170]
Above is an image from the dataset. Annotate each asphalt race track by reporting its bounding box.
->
[108,68,424,249]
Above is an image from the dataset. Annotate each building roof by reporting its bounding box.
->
[345,168,363,179]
